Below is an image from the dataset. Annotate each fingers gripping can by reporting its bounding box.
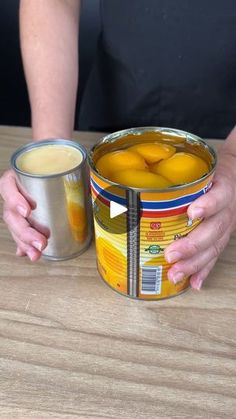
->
[11,139,92,260]
[89,127,216,300]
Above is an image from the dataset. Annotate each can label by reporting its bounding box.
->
[91,171,213,300]
[139,210,195,299]
[91,175,128,294]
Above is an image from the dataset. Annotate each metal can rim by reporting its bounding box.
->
[11,138,87,179]
[88,126,217,193]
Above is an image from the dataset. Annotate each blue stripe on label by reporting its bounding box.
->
[91,178,127,205]
[91,178,206,210]
[140,189,205,209]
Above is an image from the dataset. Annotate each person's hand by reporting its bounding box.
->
[165,150,236,290]
[0,169,48,261]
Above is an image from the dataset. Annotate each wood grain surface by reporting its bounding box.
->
[0,126,235,419]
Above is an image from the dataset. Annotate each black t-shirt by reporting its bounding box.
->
[78,0,236,138]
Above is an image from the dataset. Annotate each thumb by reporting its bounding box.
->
[188,177,233,220]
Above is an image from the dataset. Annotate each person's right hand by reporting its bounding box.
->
[0,169,48,261]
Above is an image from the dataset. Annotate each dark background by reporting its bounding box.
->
[0,0,100,128]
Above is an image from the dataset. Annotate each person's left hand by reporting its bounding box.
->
[165,150,236,290]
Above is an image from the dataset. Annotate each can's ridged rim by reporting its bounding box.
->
[11,138,87,179]
[88,126,217,193]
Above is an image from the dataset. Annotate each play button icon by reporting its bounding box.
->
[110,201,127,219]
[91,182,140,235]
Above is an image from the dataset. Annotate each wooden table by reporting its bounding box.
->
[0,126,235,419]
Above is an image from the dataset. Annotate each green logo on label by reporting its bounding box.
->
[145,245,164,254]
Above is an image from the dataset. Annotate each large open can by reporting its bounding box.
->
[89,127,216,300]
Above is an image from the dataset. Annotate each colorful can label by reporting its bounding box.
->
[89,127,216,300]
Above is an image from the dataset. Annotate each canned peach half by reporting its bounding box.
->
[89,127,216,300]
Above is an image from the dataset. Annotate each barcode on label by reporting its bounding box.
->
[141,266,162,295]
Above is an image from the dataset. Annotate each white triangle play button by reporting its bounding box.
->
[110,201,127,219]
[93,185,139,234]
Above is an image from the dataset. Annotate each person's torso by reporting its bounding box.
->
[78,0,236,138]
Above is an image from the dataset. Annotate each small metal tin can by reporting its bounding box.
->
[11,139,92,260]
[89,127,217,300]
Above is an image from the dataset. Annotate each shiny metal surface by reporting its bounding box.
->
[11,139,92,260]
